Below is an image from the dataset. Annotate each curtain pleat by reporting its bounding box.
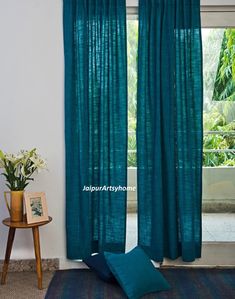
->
[64,0,128,259]
[137,0,203,262]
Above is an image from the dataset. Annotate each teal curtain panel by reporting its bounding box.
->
[137,0,203,262]
[64,0,128,259]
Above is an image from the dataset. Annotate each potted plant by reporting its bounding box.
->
[0,148,46,222]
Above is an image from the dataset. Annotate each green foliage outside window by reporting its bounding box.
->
[203,103,235,166]
[204,28,235,166]
[127,20,138,167]
[213,29,235,101]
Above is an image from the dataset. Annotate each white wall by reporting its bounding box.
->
[0,0,65,260]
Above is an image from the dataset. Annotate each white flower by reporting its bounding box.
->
[30,156,47,171]
[4,153,19,164]
[29,150,47,172]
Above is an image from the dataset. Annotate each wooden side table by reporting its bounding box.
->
[1,216,52,289]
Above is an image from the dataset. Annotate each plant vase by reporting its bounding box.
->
[4,191,24,222]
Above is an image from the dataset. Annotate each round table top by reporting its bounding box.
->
[2,216,52,228]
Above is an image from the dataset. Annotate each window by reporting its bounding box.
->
[203,28,235,166]
[127,20,138,167]
[127,21,235,168]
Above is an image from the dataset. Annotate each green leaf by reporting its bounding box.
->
[0,150,5,160]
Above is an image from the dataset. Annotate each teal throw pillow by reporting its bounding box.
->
[104,246,170,299]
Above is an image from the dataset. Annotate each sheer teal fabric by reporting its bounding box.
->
[137,0,203,262]
[64,0,128,259]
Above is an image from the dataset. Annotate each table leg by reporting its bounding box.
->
[1,227,16,285]
[32,226,42,289]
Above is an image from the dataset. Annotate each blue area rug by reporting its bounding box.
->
[45,268,235,299]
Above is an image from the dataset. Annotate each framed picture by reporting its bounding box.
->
[24,192,49,224]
